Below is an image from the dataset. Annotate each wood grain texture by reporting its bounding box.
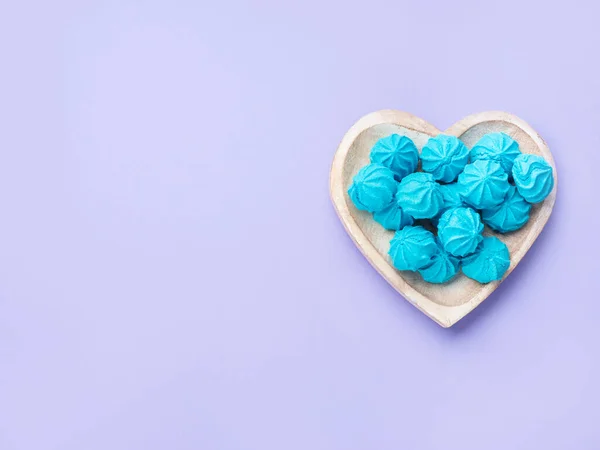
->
[330,110,557,327]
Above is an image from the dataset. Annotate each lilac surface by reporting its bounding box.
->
[0,1,599,449]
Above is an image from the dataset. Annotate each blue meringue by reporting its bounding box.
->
[370,134,419,180]
[373,201,414,230]
[418,238,460,284]
[512,154,554,203]
[395,172,444,219]
[432,182,465,226]
[470,132,521,174]
[437,207,484,257]
[458,160,510,209]
[348,163,397,212]
[462,237,510,283]
[388,225,437,271]
[421,135,469,182]
[481,185,531,233]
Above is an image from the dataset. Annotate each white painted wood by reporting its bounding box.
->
[329,110,557,327]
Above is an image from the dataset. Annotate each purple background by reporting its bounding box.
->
[1,1,599,449]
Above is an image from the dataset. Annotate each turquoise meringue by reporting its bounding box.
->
[421,135,469,182]
[462,237,510,283]
[432,182,465,226]
[396,172,444,219]
[418,238,460,284]
[388,225,437,271]
[470,132,521,174]
[370,134,419,180]
[437,207,484,257]
[481,185,531,233]
[373,201,414,230]
[458,160,510,209]
[512,154,554,203]
[348,163,397,212]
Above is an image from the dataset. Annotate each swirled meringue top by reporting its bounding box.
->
[458,160,510,209]
[418,238,460,284]
[373,201,414,231]
[481,185,531,233]
[470,132,521,174]
[370,134,419,180]
[388,225,437,271]
[512,154,554,203]
[421,135,469,182]
[348,163,397,212]
[432,182,466,226]
[462,236,510,283]
[437,207,484,257]
[395,172,444,219]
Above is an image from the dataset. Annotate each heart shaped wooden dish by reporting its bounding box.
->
[330,110,557,327]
